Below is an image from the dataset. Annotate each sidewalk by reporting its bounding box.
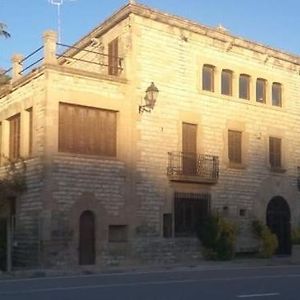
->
[0,255,299,281]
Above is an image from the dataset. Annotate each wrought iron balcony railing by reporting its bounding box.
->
[167,152,219,183]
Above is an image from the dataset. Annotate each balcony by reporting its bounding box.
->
[167,152,219,184]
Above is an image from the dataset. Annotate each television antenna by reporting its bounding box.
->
[48,0,76,44]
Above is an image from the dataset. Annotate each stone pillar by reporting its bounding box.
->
[11,54,23,82]
[43,30,57,65]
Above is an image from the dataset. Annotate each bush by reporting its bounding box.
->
[252,220,278,258]
[292,228,300,245]
[197,214,236,260]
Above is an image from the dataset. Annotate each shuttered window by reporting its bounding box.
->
[27,107,33,156]
[202,65,214,92]
[228,130,242,164]
[269,137,281,168]
[59,103,117,157]
[9,114,21,160]
[108,38,119,76]
[174,193,210,237]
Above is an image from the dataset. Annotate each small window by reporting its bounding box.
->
[228,130,242,164]
[272,82,282,107]
[163,213,172,238]
[108,225,128,242]
[256,78,266,103]
[269,137,281,169]
[9,113,21,160]
[239,74,250,100]
[202,65,214,92]
[108,38,119,76]
[221,69,233,96]
[239,209,246,217]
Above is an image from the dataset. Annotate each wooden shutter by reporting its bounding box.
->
[228,130,242,164]
[9,114,21,160]
[59,103,117,156]
[108,38,119,76]
[269,137,281,168]
[182,123,197,175]
[27,108,33,156]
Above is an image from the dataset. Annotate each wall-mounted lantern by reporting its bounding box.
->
[139,82,159,114]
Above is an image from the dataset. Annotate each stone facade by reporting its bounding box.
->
[0,2,300,269]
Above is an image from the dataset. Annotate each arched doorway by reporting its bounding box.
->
[79,210,95,265]
[266,197,291,255]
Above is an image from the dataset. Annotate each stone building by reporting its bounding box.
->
[0,2,300,270]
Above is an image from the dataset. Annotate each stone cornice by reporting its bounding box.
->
[66,2,300,67]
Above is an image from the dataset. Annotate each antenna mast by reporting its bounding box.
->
[48,0,76,44]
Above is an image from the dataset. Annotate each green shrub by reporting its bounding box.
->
[292,228,300,245]
[197,214,236,260]
[252,220,278,258]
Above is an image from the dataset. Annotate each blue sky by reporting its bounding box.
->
[1,0,300,70]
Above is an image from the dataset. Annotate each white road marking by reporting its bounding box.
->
[237,293,279,298]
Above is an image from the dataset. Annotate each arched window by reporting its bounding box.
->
[239,74,250,100]
[221,69,233,96]
[256,78,267,103]
[272,82,282,107]
[202,64,215,92]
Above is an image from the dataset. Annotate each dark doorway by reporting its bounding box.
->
[182,123,197,175]
[0,218,7,271]
[79,210,95,265]
[266,196,291,255]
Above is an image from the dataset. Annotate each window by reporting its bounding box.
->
[256,78,266,103]
[202,64,214,92]
[269,137,281,169]
[108,38,119,76]
[9,114,21,160]
[174,192,210,237]
[27,108,33,156]
[272,82,282,107]
[221,69,232,96]
[228,130,242,164]
[163,213,172,238]
[59,103,117,156]
[108,225,128,242]
[239,74,250,100]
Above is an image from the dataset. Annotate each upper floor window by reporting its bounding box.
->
[272,82,282,107]
[228,130,242,164]
[269,137,281,169]
[239,74,250,100]
[59,103,117,157]
[221,69,233,96]
[108,38,119,76]
[27,107,33,156]
[202,64,215,92]
[256,78,266,103]
[9,113,21,160]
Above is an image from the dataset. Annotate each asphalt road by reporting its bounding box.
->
[0,265,300,300]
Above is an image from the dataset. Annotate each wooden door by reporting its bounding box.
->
[182,123,197,175]
[0,219,7,271]
[79,211,95,265]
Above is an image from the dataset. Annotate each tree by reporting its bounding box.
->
[0,23,10,38]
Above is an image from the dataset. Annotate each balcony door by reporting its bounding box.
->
[182,123,197,175]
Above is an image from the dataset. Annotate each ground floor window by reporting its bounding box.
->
[174,192,211,237]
